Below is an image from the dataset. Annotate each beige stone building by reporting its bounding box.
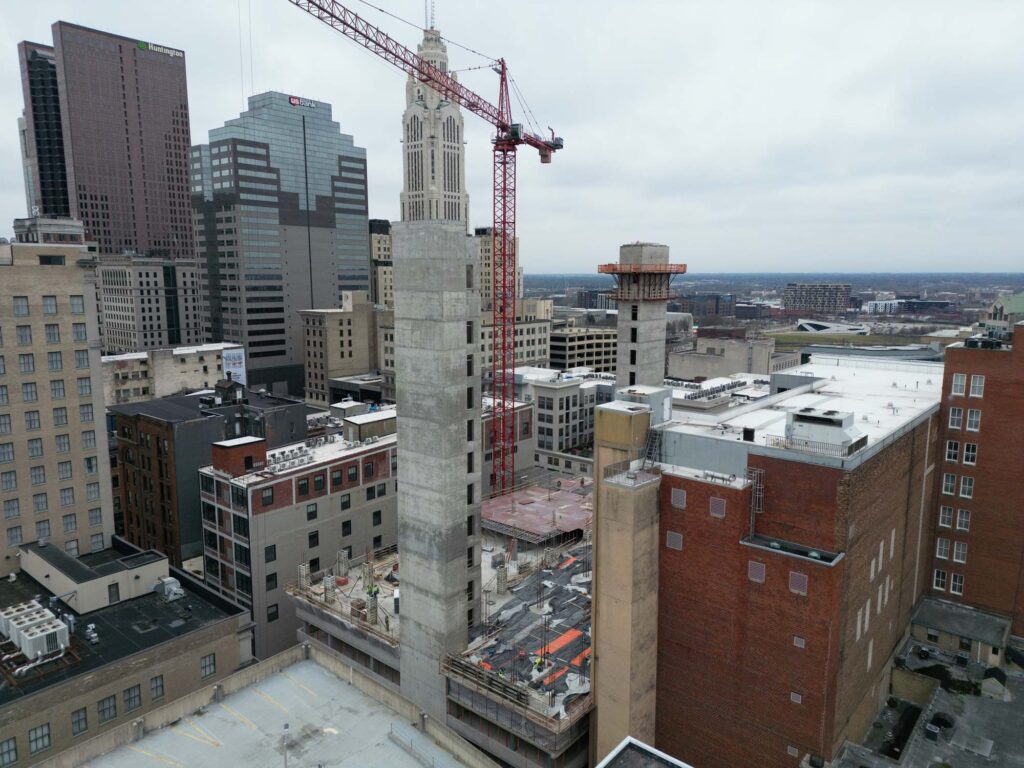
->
[301,292,378,406]
[370,219,395,308]
[667,336,800,380]
[473,227,523,310]
[0,237,115,573]
[0,538,250,764]
[101,342,245,405]
[550,325,618,372]
[95,254,204,353]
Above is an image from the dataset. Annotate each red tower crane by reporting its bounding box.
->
[287,1,563,495]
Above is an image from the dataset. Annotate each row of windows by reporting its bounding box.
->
[935,537,968,563]
[0,322,88,345]
[941,473,974,498]
[0,349,92,373]
[947,407,981,431]
[944,440,977,465]
[950,373,985,398]
[8,295,85,316]
[0,377,93,402]
[938,505,970,530]
[933,569,965,595]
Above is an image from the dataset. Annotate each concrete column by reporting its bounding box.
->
[592,403,661,761]
[393,221,482,719]
[614,243,671,389]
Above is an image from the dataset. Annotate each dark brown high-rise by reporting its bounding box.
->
[18,22,193,259]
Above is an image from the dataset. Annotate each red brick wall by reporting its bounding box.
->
[656,472,843,768]
[211,439,266,478]
[928,332,1024,633]
[749,455,843,550]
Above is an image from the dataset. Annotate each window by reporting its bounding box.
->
[960,477,974,499]
[467,515,475,536]
[948,407,963,430]
[58,461,72,480]
[951,573,964,595]
[45,324,60,344]
[19,353,35,373]
[936,538,949,559]
[953,541,967,564]
[366,486,376,501]
[30,466,46,485]
[22,382,38,402]
[73,323,87,342]
[48,380,66,401]
[98,694,117,723]
[0,357,4,376]
[71,706,88,736]
[150,675,165,700]
[63,513,77,533]
[933,569,947,591]
[13,296,29,316]
[261,487,273,505]
[671,488,687,509]
[90,533,104,552]
[789,571,808,596]
[79,404,94,422]
[963,443,977,465]
[793,636,806,649]
[945,440,959,462]
[75,350,89,369]
[267,604,279,622]
[951,373,965,395]
[84,456,98,475]
[310,557,320,572]
[70,295,85,314]
[376,482,386,497]
[48,351,62,371]
[0,736,15,766]
[340,493,351,511]
[709,497,726,519]
[82,430,96,449]
[27,439,41,458]
[466,386,474,409]
[16,325,32,345]
[298,478,309,495]
[56,434,70,453]
[308,530,319,549]
[747,560,765,583]
[969,375,985,398]
[0,386,6,405]
[347,466,358,482]
[306,503,318,521]
[3,500,18,519]
[77,377,92,396]
[32,493,47,513]
[265,544,276,563]
[123,684,142,712]
[665,531,683,550]
[53,407,68,426]
[966,409,981,432]
[1,472,15,492]
[266,572,278,591]
[200,653,216,678]
[0,416,8,435]
[0,444,11,464]
[790,692,802,705]
[313,474,325,491]
[342,520,352,537]
[28,723,50,755]
[6,526,22,546]
[88,508,102,527]
[373,510,382,527]
[65,539,78,556]
[42,295,57,315]
[373,535,382,549]
[60,489,74,507]
[942,473,956,495]
[956,509,971,531]
[86,482,100,501]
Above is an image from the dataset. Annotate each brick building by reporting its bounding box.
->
[109,380,307,566]
[199,431,397,659]
[926,324,1024,634]
[593,356,943,767]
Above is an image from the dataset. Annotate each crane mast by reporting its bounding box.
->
[288,0,562,494]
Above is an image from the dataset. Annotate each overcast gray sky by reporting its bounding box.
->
[2,1,1022,273]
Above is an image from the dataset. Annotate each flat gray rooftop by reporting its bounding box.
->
[912,597,1011,649]
[90,659,465,767]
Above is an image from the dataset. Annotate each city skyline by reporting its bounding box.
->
[1,1,1022,273]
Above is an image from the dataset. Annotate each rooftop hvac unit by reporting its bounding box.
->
[8,608,56,645]
[18,619,69,659]
[0,600,43,638]
[153,576,185,602]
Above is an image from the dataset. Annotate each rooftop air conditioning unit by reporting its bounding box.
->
[8,609,56,646]
[154,576,185,602]
[0,600,42,638]
[18,619,68,658]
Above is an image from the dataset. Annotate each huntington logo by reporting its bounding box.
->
[288,95,317,109]
[137,41,184,58]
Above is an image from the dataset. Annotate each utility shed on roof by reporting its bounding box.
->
[597,736,696,767]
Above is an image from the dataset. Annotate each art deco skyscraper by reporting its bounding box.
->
[399,29,469,230]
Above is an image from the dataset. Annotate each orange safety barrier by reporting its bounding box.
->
[534,627,583,657]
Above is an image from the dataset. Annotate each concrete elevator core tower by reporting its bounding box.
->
[599,243,687,388]
[393,221,483,719]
